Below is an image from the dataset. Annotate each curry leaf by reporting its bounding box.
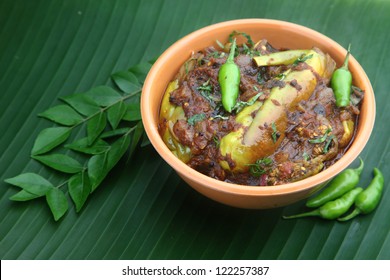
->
[88,133,132,192]
[122,103,141,121]
[107,133,132,170]
[6,54,150,222]
[5,173,54,196]
[38,105,84,126]
[31,127,72,155]
[9,190,42,201]
[107,100,127,129]
[129,122,144,157]
[32,154,84,174]
[84,86,123,107]
[60,93,100,116]
[68,171,91,212]
[87,111,107,145]
[88,151,109,191]
[111,71,140,93]
[100,127,132,139]
[140,132,151,147]
[65,137,110,155]
[46,188,68,221]
[128,62,153,82]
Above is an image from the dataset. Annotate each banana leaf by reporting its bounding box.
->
[0,0,389,260]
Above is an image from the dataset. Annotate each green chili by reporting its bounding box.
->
[306,158,364,208]
[331,44,352,107]
[218,38,241,113]
[338,168,384,221]
[283,187,363,220]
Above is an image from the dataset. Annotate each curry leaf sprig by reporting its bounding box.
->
[4,60,154,221]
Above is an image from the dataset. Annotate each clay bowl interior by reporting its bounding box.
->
[141,19,375,209]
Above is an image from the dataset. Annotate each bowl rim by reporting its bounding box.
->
[141,18,376,196]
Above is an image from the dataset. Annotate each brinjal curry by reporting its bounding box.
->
[158,33,364,186]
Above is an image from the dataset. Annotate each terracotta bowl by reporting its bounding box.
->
[141,19,375,209]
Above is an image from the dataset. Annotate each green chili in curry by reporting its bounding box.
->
[331,44,352,107]
[218,38,241,112]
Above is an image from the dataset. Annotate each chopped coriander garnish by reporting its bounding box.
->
[209,51,219,58]
[216,40,225,50]
[200,91,218,104]
[228,31,254,47]
[197,79,219,105]
[276,69,291,81]
[233,92,263,113]
[276,73,286,81]
[293,53,313,66]
[213,135,220,147]
[212,114,229,120]
[257,72,265,85]
[247,157,273,177]
[236,39,260,57]
[197,79,212,92]
[187,113,206,125]
[271,122,280,143]
[302,152,310,161]
[241,43,260,57]
[308,128,332,144]
[251,49,261,57]
[323,135,335,154]
[227,31,261,57]
[209,51,225,58]
[242,43,251,54]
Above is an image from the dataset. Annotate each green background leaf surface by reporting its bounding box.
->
[1,0,389,260]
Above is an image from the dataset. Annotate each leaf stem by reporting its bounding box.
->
[72,89,141,129]
[55,167,88,189]
[56,179,69,189]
